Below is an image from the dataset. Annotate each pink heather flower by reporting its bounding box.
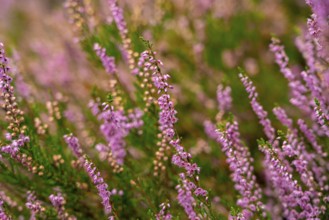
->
[139,50,173,93]
[64,134,83,158]
[301,71,328,117]
[314,107,329,137]
[155,203,172,220]
[295,32,316,73]
[306,0,329,27]
[216,121,266,219]
[239,74,275,143]
[0,42,12,94]
[142,49,207,218]
[298,119,326,157]
[259,142,321,219]
[25,191,44,220]
[108,0,136,72]
[158,94,178,139]
[96,105,143,165]
[170,140,200,177]
[49,192,76,220]
[273,107,293,129]
[203,120,218,140]
[88,99,100,116]
[0,135,30,157]
[273,107,326,190]
[108,0,128,37]
[64,134,113,217]
[9,51,31,99]
[269,38,311,114]
[0,198,10,220]
[94,43,116,74]
[176,173,198,220]
[216,84,232,113]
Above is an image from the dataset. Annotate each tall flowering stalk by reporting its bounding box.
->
[92,43,144,168]
[0,42,26,138]
[216,120,266,219]
[269,38,311,115]
[273,107,325,203]
[298,119,326,157]
[108,0,137,72]
[270,37,329,137]
[64,134,113,219]
[258,140,320,219]
[94,43,116,75]
[0,42,34,172]
[239,73,275,143]
[137,47,208,218]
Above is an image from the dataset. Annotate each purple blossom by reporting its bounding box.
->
[215,121,266,219]
[273,107,293,129]
[0,198,10,220]
[301,71,328,117]
[295,31,316,73]
[239,74,275,143]
[64,134,113,217]
[314,103,329,136]
[258,141,321,219]
[140,50,172,93]
[270,38,311,114]
[108,0,136,72]
[64,134,83,158]
[298,119,326,157]
[176,173,198,220]
[158,94,178,139]
[203,120,218,140]
[156,203,172,220]
[108,0,128,37]
[0,43,12,94]
[273,107,325,190]
[96,105,143,165]
[49,192,72,220]
[306,0,329,27]
[216,84,232,113]
[94,43,116,74]
[143,49,207,218]
[26,191,43,220]
[0,135,29,157]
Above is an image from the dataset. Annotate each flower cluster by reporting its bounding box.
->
[140,49,208,219]
[94,43,116,75]
[25,191,44,220]
[96,104,143,166]
[156,203,172,220]
[1,0,329,219]
[215,121,266,219]
[258,141,321,219]
[0,42,26,138]
[0,198,10,220]
[239,74,276,143]
[64,134,113,217]
[108,0,136,71]
[216,84,232,114]
[270,38,311,115]
[0,134,29,157]
[49,192,76,220]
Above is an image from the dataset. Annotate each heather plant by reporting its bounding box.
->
[0,0,329,219]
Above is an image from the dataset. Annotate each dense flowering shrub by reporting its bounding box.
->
[0,0,328,219]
